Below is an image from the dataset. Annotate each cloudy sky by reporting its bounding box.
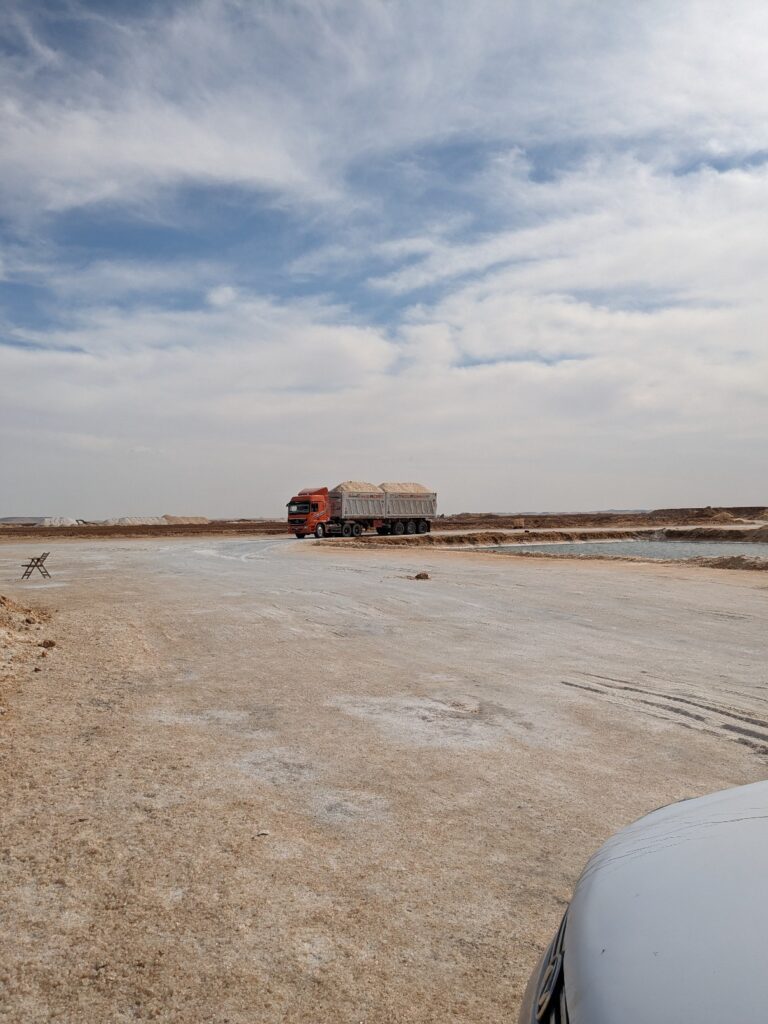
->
[1,0,767,517]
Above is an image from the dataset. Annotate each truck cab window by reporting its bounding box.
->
[311,503,319,512]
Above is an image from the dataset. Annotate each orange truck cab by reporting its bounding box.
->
[286,488,330,538]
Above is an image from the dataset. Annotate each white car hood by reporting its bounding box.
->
[565,780,768,1024]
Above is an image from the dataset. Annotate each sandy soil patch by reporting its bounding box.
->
[1,538,766,1022]
[0,595,53,713]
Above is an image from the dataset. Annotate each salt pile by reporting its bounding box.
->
[101,515,210,526]
[103,516,167,526]
[162,515,210,525]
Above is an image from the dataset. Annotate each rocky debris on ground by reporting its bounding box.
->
[413,572,430,580]
[0,596,51,705]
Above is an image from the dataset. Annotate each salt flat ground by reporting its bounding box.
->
[1,538,766,1023]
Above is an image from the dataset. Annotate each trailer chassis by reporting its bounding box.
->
[313,518,431,539]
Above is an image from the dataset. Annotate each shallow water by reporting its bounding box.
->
[489,540,768,561]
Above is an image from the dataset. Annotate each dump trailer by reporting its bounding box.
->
[286,481,437,538]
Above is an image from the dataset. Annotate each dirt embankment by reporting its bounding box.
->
[0,520,287,541]
[668,526,768,543]
[0,506,765,543]
[328,524,768,555]
[685,556,768,571]
[0,596,53,711]
[491,552,768,571]
[437,506,767,531]
[328,529,646,549]
[647,506,768,523]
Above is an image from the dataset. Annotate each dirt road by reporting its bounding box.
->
[1,539,766,1022]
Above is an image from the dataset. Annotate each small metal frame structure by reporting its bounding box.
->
[21,552,51,579]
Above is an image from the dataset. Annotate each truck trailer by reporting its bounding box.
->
[286,481,437,538]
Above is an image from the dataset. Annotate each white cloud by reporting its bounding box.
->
[2,256,766,516]
[2,1,768,215]
[1,1,768,514]
[207,285,238,307]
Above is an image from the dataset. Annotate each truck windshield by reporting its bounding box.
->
[287,502,310,514]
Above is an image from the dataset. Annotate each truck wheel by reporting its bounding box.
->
[417,520,429,534]
[314,523,326,539]
[342,522,353,537]
[352,523,363,537]
[406,520,417,535]
[392,521,405,535]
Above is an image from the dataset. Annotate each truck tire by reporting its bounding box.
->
[392,520,405,535]
[342,522,353,537]
[352,523,363,537]
[295,533,306,539]
[406,520,417,535]
[417,520,429,534]
[314,523,326,538]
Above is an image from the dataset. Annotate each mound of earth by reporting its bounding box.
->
[330,529,643,548]
[648,506,766,523]
[667,526,768,543]
[103,516,167,526]
[687,556,768,571]
[0,596,51,709]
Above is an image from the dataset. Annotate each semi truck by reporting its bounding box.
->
[286,481,437,538]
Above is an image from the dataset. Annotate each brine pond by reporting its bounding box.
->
[488,539,768,561]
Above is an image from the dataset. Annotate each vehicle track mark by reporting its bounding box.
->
[561,677,768,755]
[582,674,768,731]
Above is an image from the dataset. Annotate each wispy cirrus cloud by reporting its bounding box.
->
[3,1,768,215]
